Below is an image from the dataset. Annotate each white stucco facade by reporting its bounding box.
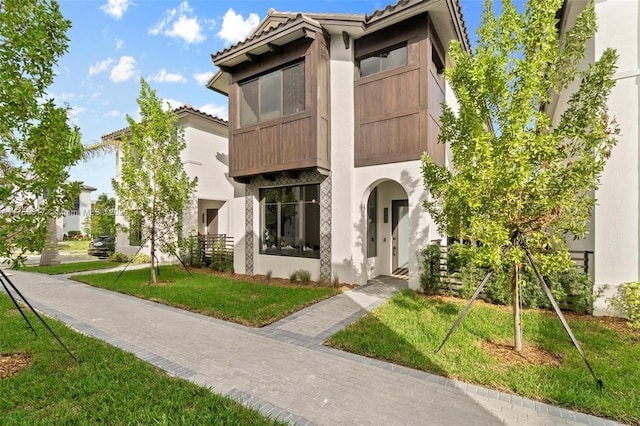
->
[57,184,96,240]
[109,106,244,262]
[559,0,640,314]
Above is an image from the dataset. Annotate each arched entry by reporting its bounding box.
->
[364,179,409,278]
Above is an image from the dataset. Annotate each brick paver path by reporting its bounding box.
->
[4,270,621,426]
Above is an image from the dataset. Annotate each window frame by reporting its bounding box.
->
[358,43,408,78]
[259,184,320,259]
[238,61,306,127]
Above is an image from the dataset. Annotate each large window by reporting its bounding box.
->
[359,44,407,77]
[260,184,320,258]
[239,62,305,127]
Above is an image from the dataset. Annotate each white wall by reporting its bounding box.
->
[561,0,640,315]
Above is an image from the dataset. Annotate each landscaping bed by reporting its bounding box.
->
[325,290,640,424]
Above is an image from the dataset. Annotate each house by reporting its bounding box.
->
[57,184,96,240]
[554,0,640,315]
[207,0,470,288]
[102,105,243,260]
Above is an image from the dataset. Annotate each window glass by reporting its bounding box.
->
[367,188,377,258]
[360,56,380,77]
[381,45,407,72]
[283,62,305,115]
[259,184,320,258]
[360,44,407,77]
[260,70,282,122]
[239,62,305,126]
[240,78,259,126]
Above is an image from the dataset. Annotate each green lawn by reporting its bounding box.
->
[326,290,640,424]
[57,239,90,255]
[21,260,121,275]
[72,266,340,327]
[0,294,283,425]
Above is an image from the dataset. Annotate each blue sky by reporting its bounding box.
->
[55,0,487,198]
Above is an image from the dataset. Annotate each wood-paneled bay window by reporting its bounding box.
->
[239,62,305,127]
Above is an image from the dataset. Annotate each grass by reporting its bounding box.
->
[0,294,283,425]
[20,260,121,275]
[57,239,90,255]
[72,266,340,327]
[326,290,640,424]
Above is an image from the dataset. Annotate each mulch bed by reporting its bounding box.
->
[0,352,32,378]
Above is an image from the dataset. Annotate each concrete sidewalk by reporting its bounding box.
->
[3,270,621,426]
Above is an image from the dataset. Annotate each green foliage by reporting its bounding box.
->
[296,269,312,284]
[109,252,129,263]
[112,78,197,284]
[131,253,151,264]
[179,233,203,268]
[67,230,82,239]
[209,238,233,272]
[608,282,640,329]
[265,270,272,281]
[418,244,442,294]
[0,0,84,267]
[289,271,298,283]
[83,193,115,238]
[422,0,618,274]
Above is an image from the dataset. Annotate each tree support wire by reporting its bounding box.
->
[518,236,603,391]
[435,236,603,390]
[435,270,494,354]
[0,268,77,362]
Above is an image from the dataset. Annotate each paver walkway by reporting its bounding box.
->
[3,270,622,426]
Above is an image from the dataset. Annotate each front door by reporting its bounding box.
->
[392,200,409,274]
[206,209,218,235]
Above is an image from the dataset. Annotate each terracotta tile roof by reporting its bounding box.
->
[211,0,471,64]
[100,104,228,141]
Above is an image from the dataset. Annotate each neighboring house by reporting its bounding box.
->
[56,184,96,240]
[102,105,243,260]
[553,0,640,314]
[208,0,470,288]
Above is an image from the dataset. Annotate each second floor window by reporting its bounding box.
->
[359,44,407,78]
[239,61,305,127]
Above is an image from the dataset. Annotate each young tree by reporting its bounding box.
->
[113,78,196,284]
[422,0,618,351]
[0,0,83,267]
[83,193,116,238]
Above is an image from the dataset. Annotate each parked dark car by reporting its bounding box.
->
[88,235,115,258]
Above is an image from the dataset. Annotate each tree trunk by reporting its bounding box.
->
[512,262,522,352]
[149,234,156,284]
[39,216,60,266]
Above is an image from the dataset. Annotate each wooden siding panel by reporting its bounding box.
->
[280,117,312,164]
[259,125,279,168]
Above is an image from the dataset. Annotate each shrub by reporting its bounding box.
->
[608,282,640,329]
[68,230,82,240]
[109,252,128,263]
[179,233,203,268]
[132,253,151,264]
[265,270,272,281]
[297,269,311,284]
[419,244,442,294]
[289,271,298,283]
[332,275,340,288]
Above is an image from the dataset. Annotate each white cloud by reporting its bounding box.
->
[148,68,187,83]
[114,39,124,50]
[149,1,205,44]
[109,56,137,83]
[88,58,113,76]
[100,0,131,20]
[193,71,214,86]
[105,109,122,118]
[198,103,228,120]
[217,8,259,44]
[162,98,183,111]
